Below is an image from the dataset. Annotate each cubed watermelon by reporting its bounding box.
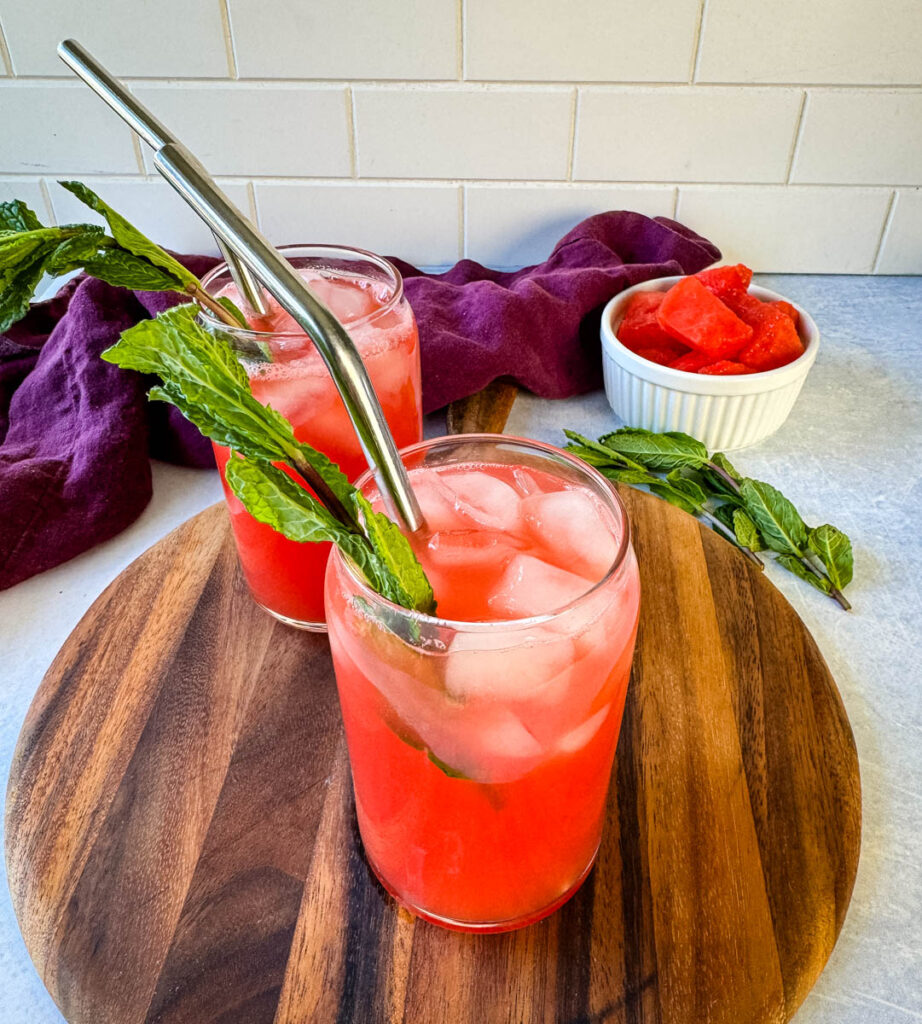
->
[657,277,753,359]
[738,307,805,371]
[633,344,687,366]
[695,264,753,302]
[698,360,755,375]
[772,300,800,327]
[670,351,712,372]
[618,292,687,354]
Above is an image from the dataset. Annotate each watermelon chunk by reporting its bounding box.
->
[738,307,805,371]
[695,264,753,302]
[698,360,755,376]
[657,277,753,359]
[669,351,712,372]
[772,300,800,327]
[633,344,688,366]
[618,292,687,354]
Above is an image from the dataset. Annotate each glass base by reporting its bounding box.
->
[365,846,599,933]
[257,602,328,633]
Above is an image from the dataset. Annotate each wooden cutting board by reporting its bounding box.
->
[5,418,860,1024]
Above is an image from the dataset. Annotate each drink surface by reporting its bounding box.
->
[213,269,423,624]
[326,460,641,929]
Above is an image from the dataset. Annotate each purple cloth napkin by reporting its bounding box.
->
[0,212,718,590]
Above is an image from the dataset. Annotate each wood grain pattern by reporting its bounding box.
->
[5,456,860,1024]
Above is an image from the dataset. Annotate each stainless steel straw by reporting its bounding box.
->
[57,39,269,317]
[56,39,423,531]
[154,143,424,531]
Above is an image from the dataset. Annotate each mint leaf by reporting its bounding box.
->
[427,750,471,780]
[597,427,709,471]
[58,180,197,291]
[45,227,107,274]
[777,554,832,594]
[83,247,184,291]
[225,458,434,614]
[739,478,808,556]
[808,524,853,590]
[103,304,293,464]
[711,451,741,483]
[216,295,248,328]
[732,509,763,552]
[0,249,54,332]
[0,199,43,233]
[353,492,435,614]
[597,465,657,486]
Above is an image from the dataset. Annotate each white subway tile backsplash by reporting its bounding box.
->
[0,0,229,77]
[0,83,138,174]
[876,190,922,274]
[47,179,251,257]
[464,184,674,267]
[792,91,922,186]
[132,84,351,178]
[353,87,572,180]
[696,0,922,85]
[676,186,891,272]
[464,0,698,83]
[228,0,457,80]
[0,180,51,221]
[254,182,460,267]
[574,88,802,183]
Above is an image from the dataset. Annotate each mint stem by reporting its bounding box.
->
[700,508,764,570]
[802,549,852,610]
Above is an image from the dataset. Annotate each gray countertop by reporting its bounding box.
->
[1,275,920,1022]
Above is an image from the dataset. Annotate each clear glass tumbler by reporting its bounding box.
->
[325,435,641,931]
[200,244,423,630]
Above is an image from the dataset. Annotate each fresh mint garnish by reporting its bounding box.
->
[103,304,435,616]
[565,426,853,610]
[0,183,241,331]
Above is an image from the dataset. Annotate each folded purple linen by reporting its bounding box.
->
[0,212,718,589]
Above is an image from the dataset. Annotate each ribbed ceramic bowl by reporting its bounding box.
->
[600,276,819,451]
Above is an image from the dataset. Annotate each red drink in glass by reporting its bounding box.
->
[202,245,423,628]
[325,436,641,931]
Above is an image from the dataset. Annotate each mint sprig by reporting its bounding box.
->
[0,185,241,331]
[103,305,435,615]
[565,427,853,610]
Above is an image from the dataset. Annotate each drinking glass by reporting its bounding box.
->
[325,435,641,931]
[200,245,423,629]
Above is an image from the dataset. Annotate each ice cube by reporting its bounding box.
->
[557,705,611,754]
[411,472,468,532]
[444,627,575,701]
[487,554,590,618]
[311,276,378,323]
[426,529,520,571]
[512,467,540,497]
[428,704,545,784]
[444,471,522,532]
[521,488,618,582]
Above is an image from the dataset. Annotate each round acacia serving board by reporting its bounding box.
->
[5,488,860,1024]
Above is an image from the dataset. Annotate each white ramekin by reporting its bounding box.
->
[600,276,819,451]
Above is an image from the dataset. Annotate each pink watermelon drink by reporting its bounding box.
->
[201,246,423,628]
[325,436,641,931]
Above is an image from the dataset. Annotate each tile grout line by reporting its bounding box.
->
[670,186,679,219]
[689,0,708,83]
[38,178,57,224]
[871,190,898,272]
[0,13,13,76]
[131,134,147,175]
[566,88,579,181]
[0,172,910,190]
[457,0,465,80]
[219,0,239,80]
[347,87,358,178]
[5,74,922,89]
[247,180,260,228]
[459,185,466,259]
[785,90,809,183]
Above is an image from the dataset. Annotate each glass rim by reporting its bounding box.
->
[332,433,633,632]
[198,242,405,339]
